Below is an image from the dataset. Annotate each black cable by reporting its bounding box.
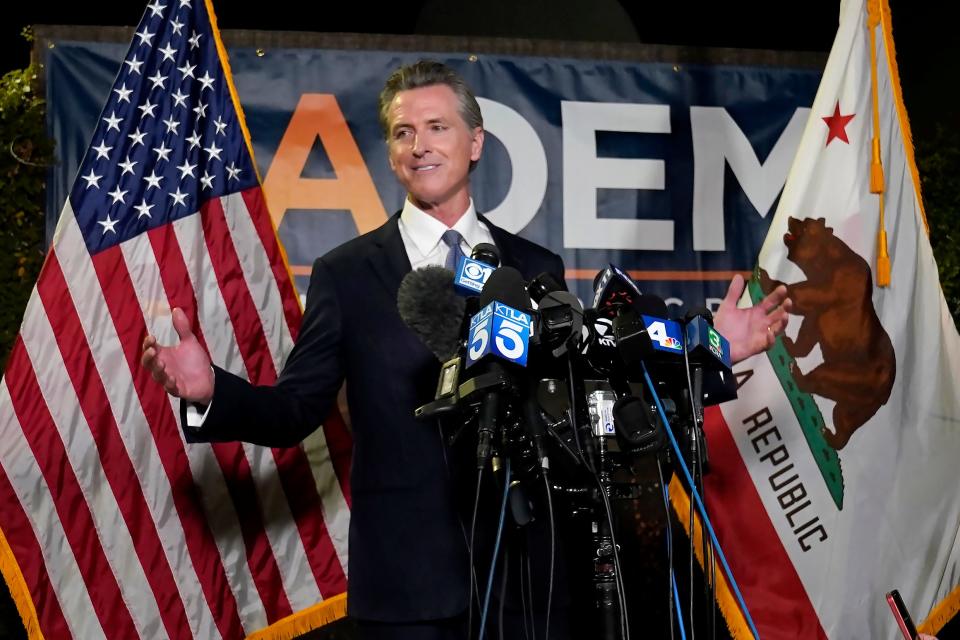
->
[543,470,556,640]
[437,424,484,617]
[680,345,703,640]
[700,472,717,640]
[468,465,484,640]
[499,547,509,640]
[519,547,530,640]
[657,458,676,640]
[479,460,512,639]
[566,355,595,474]
[689,457,696,640]
[525,550,537,640]
[595,471,630,640]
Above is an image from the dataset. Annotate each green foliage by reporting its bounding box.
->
[0,65,53,371]
[916,125,960,330]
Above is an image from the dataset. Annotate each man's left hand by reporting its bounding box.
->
[714,273,793,364]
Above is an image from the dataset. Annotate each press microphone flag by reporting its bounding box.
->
[453,242,500,295]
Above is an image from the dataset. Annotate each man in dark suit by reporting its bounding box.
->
[142,60,790,639]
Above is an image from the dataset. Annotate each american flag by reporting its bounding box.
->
[0,1,351,638]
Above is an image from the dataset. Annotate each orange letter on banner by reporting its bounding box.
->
[263,94,388,236]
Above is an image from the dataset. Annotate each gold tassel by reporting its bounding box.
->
[870,138,884,194]
[245,593,348,640]
[877,228,891,286]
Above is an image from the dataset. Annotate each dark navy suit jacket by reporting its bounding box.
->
[183,212,566,622]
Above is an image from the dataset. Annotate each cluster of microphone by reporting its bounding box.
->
[396,243,735,473]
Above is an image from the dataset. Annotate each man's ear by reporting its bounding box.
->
[470,127,484,162]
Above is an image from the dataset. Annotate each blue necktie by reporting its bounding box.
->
[442,229,466,271]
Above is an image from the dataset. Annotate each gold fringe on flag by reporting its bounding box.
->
[667,475,754,640]
[919,584,960,636]
[0,527,44,640]
[245,592,348,640]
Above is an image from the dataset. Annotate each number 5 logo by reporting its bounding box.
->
[469,317,490,361]
[495,319,526,360]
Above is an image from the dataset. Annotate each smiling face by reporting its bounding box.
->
[386,84,484,223]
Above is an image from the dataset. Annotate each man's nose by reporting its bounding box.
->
[411,133,426,157]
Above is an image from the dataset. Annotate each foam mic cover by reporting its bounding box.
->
[397,266,466,362]
[479,266,531,311]
[632,293,670,320]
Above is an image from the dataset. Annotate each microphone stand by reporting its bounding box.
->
[683,356,715,640]
[592,434,623,640]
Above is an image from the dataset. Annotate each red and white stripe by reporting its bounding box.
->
[0,186,351,639]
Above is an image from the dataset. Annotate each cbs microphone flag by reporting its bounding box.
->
[0,1,351,638]
[691,0,960,637]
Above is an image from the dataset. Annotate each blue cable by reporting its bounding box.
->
[659,460,686,640]
[642,364,762,640]
[672,572,688,640]
[478,458,511,640]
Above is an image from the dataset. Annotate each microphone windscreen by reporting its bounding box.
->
[397,266,466,361]
[685,306,714,325]
[632,293,669,319]
[470,243,500,268]
[479,266,530,311]
[528,272,564,303]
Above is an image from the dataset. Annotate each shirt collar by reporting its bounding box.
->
[399,197,484,256]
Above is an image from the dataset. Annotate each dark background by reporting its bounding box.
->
[3,0,956,139]
[0,1,956,638]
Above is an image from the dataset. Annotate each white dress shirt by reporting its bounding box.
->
[397,198,495,270]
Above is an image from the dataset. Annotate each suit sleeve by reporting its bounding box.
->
[181,257,345,447]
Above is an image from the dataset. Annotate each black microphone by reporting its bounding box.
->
[592,264,643,319]
[398,266,473,419]
[612,292,687,374]
[683,307,732,374]
[397,265,467,362]
[527,271,565,303]
[471,242,500,268]
[478,265,529,309]
[453,242,501,296]
[469,267,532,467]
[612,395,664,455]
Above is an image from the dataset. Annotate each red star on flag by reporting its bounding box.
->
[822,101,855,146]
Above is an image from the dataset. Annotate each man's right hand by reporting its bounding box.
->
[140,307,215,405]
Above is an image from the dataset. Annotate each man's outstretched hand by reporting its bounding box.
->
[714,273,793,364]
[140,307,214,404]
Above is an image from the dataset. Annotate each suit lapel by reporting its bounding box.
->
[368,213,412,298]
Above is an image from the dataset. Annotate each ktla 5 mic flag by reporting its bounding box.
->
[0,1,351,638]
[694,0,960,637]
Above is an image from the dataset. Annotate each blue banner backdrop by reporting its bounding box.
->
[43,36,822,310]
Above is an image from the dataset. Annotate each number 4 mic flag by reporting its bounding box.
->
[688,0,960,637]
[0,1,351,638]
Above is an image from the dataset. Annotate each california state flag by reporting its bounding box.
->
[692,0,960,637]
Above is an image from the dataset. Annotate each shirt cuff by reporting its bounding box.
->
[184,400,212,428]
